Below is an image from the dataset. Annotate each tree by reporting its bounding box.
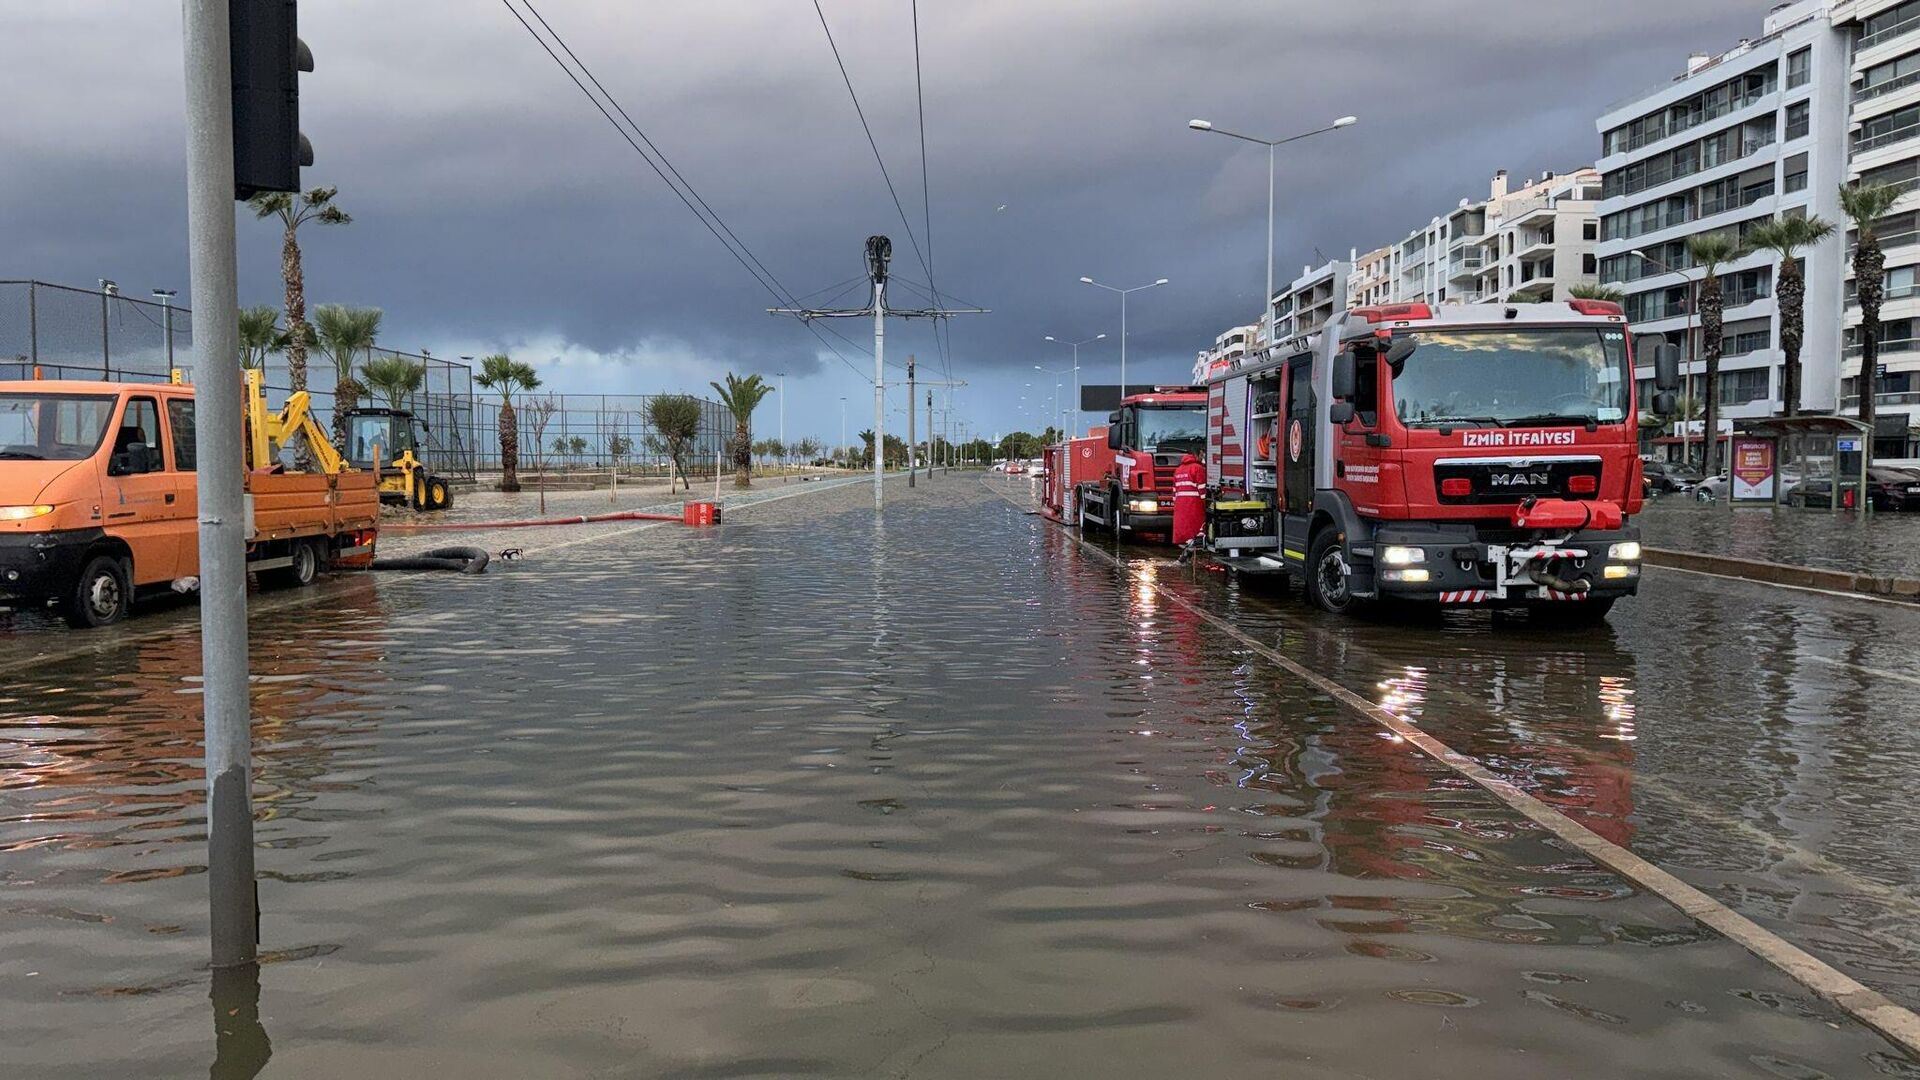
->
[363,354,425,411]
[248,186,350,396]
[524,395,560,513]
[1841,181,1904,435]
[477,354,541,492]
[567,435,588,458]
[1745,214,1837,419]
[858,428,876,466]
[1684,232,1742,475]
[312,304,382,441]
[1568,282,1625,302]
[647,393,704,491]
[710,373,775,488]
[237,305,286,371]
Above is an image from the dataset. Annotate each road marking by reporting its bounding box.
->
[1648,563,1920,609]
[1802,653,1920,687]
[988,479,1920,1057]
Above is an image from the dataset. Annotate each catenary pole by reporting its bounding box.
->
[183,0,255,969]
[873,277,885,509]
[927,387,934,483]
[907,354,916,488]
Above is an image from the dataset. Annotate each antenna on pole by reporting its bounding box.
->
[771,236,986,510]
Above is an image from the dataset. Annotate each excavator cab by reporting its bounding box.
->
[344,408,452,511]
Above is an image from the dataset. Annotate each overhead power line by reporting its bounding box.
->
[500,0,873,382]
[908,0,954,384]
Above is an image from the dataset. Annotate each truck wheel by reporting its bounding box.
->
[426,476,452,511]
[1305,530,1364,616]
[264,540,322,589]
[62,555,130,629]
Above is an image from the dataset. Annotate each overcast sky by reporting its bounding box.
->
[3,0,1766,442]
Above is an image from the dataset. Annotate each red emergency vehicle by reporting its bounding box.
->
[1060,387,1207,541]
[1198,300,1681,621]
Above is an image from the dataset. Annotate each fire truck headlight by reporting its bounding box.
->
[1607,541,1642,561]
[1380,545,1425,566]
[1385,568,1431,584]
[1603,564,1636,580]
[1127,499,1160,513]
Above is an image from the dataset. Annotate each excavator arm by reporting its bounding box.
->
[244,369,350,474]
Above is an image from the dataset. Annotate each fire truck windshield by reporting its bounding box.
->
[1137,405,1206,454]
[1389,327,1628,428]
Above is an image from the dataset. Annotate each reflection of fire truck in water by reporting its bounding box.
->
[1040,387,1206,542]
[1195,300,1682,622]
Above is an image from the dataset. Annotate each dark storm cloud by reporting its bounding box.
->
[2,0,1764,437]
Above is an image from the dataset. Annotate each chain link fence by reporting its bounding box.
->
[1,280,734,484]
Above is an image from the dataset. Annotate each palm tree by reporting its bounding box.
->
[645,394,704,492]
[1683,232,1743,475]
[476,354,541,492]
[362,355,425,411]
[710,373,775,488]
[1745,214,1837,418]
[1840,181,1905,432]
[237,305,286,371]
[1568,282,1625,303]
[248,187,351,395]
[312,304,383,440]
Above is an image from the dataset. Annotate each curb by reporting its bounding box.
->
[1644,548,1920,602]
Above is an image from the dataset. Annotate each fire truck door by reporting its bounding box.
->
[1282,357,1314,516]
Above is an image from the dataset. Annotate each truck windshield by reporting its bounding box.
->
[1138,405,1205,454]
[1389,327,1629,428]
[0,392,118,461]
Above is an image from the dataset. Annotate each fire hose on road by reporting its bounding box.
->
[370,546,492,574]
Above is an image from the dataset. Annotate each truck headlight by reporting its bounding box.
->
[1603,565,1636,580]
[1384,568,1431,583]
[1380,545,1425,566]
[1607,541,1642,561]
[0,505,55,521]
[1127,499,1160,513]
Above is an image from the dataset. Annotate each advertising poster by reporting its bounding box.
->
[1731,436,1776,501]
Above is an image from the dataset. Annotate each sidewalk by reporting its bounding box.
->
[1636,498,1920,594]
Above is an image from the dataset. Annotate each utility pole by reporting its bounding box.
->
[927,389,935,484]
[907,354,916,488]
[98,279,117,375]
[154,289,179,373]
[183,0,253,969]
[839,396,847,469]
[771,236,985,510]
[777,370,786,471]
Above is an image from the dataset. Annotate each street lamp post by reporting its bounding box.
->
[1631,248,1701,468]
[777,371,786,469]
[1043,332,1105,437]
[839,395,847,469]
[1188,115,1357,347]
[1079,277,1168,401]
[152,288,179,372]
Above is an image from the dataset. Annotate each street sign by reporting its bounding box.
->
[1838,437,1861,452]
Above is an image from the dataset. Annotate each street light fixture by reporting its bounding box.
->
[1079,278,1167,399]
[1043,331,1105,438]
[1187,114,1357,348]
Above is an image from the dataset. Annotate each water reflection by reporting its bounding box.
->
[208,964,270,1080]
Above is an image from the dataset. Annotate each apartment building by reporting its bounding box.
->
[1271,259,1350,351]
[1594,0,1850,425]
[1192,323,1259,383]
[1832,0,1920,452]
[1347,245,1397,307]
[1383,169,1602,307]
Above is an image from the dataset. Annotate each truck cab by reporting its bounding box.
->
[1074,388,1206,539]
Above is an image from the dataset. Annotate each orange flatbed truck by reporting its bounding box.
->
[0,377,378,628]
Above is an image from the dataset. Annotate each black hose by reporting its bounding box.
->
[371,546,491,575]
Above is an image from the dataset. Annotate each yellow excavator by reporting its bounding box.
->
[237,369,452,511]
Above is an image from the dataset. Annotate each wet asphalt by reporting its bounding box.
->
[2,472,1917,1078]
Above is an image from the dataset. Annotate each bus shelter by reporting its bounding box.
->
[1730,415,1873,513]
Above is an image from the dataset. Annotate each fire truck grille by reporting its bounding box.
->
[1434,459,1602,505]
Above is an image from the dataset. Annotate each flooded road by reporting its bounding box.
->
[3,477,1917,1077]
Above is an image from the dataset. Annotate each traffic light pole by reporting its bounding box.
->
[183,0,256,969]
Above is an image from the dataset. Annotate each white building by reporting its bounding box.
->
[1594,0,1850,424]
[1832,0,1920,452]
[1271,259,1350,352]
[1193,323,1258,383]
[1383,169,1602,307]
[1347,245,1397,307]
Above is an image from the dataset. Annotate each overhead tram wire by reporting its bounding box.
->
[908,0,954,384]
[499,0,872,382]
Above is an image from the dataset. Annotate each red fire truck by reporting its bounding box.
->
[1057,387,1207,541]
[1199,300,1680,621]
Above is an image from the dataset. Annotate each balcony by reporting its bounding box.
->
[1857,68,1920,104]
[1447,255,1486,280]
[1861,13,1920,51]
[1856,119,1920,155]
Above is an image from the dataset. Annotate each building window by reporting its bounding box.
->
[1862,0,1920,49]
[1722,328,1771,357]
[1583,221,1598,241]
[1785,101,1810,141]
[1583,253,1598,274]
[1718,368,1770,405]
[1787,48,1811,89]
[1858,103,1920,153]
[1859,50,1920,102]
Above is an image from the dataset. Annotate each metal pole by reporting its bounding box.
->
[927,387,934,484]
[778,371,786,472]
[873,279,886,509]
[1265,141,1276,349]
[1071,343,1081,437]
[907,354,916,488]
[101,289,111,376]
[184,0,255,970]
[839,396,847,469]
[1120,291,1128,400]
[27,282,37,365]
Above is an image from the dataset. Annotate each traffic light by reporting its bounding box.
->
[229,0,313,199]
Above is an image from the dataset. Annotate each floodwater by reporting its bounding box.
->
[1638,496,1920,579]
[2,477,1917,1077]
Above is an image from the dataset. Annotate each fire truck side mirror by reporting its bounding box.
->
[1652,343,1682,392]
[1384,337,1417,369]
[1106,425,1123,451]
[1330,351,1356,400]
[1329,401,1356,425]
[1653,391,1678,417]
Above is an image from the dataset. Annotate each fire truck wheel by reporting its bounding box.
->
[1305,530,1366,616]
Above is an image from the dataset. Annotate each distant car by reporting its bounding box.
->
[1642,460,1702,493]
[1006,461,1026,475]
[1785,467,1920,511]
[991,461,1008,473]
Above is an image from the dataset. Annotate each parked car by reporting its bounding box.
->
[1785,467,1920,511]
[1642,460,1702,493]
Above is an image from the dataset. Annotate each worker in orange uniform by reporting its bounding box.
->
[1172,452,1206,548]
